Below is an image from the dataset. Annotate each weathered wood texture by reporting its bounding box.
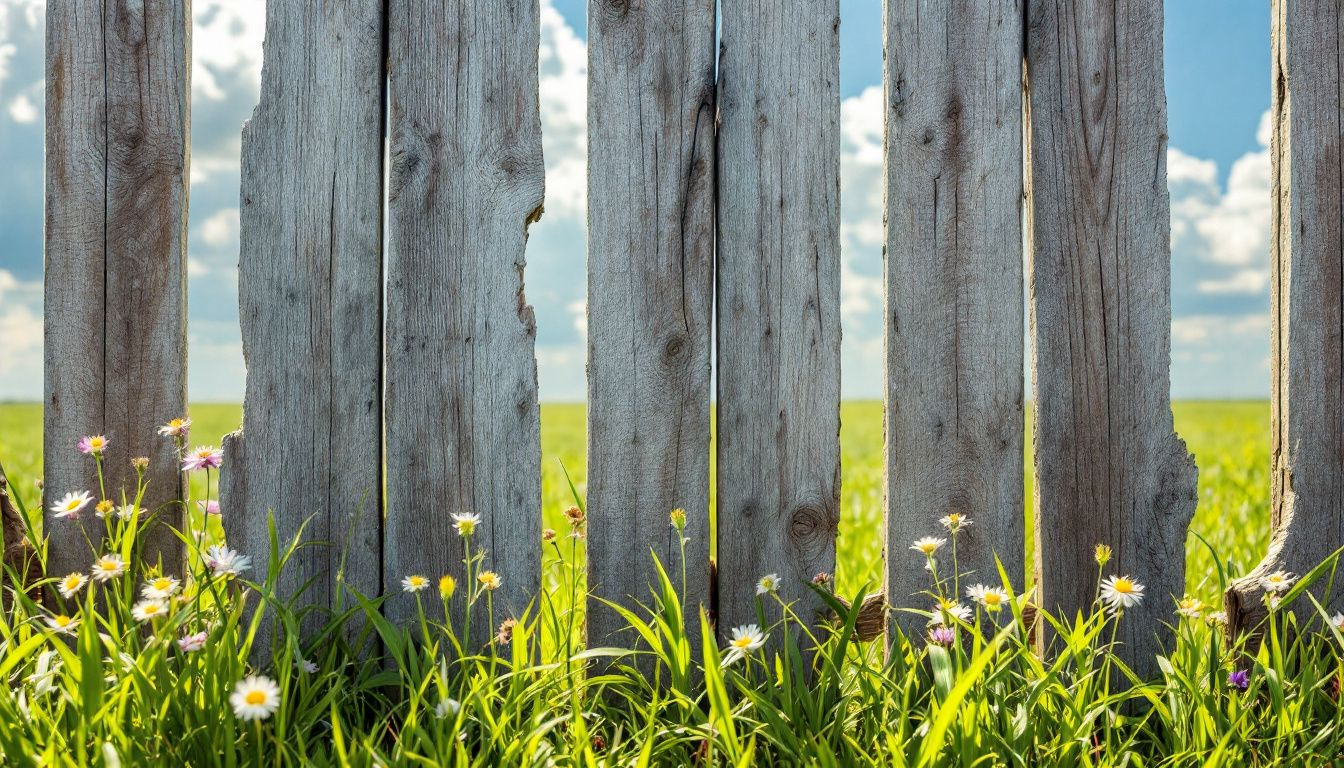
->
[1027,0,1198,675]
[716,0,842,636]
[44,0,189,581]
[885,0,1025,634]
[1227,0,1344,634]
[586,0,716,652]
[222,1,385,649]
[384,0,544,633]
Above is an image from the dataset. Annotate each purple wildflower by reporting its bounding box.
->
[928,626,956,646]
[181,446,223,472]
[1228,669,1250,691]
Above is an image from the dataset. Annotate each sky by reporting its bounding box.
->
[0,0,1272,402]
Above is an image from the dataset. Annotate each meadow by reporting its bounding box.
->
[0,400,1319,767]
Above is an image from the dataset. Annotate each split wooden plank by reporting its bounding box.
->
[221,1,385,650]
[44,0,189,582]
[1227,0,1344,633]
[384,0,545,635]
[586,0,716,652]
[716,0,842,637]
[885,0,1026,635]
[1026,0,1198,676]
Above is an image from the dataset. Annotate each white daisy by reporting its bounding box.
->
[756,573,781,595]
[401,575,430,593]
[131,599,168,622]
[1260,571,1295,593]
[296,658,318,674]
[44,614,79,635]
[141,576,181,600]
[91,554,127,583]
[722,624,767,665]
[929,600,973,626]
[204,545,251,577]
[452,512,481,537]
[939,513,972,532]
[230,675,281,721]
[911,537,946,556]
[50,491,94,520]
[965,584,1011,612]
[57,573,88,599]
[1100,575,1145,613]
[1176,596,1204,619]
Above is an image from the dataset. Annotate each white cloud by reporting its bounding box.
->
[0,269,42,396]
[838,86,886,397]
[1171,112,1272,269]
[537,0,587,222]
[1196,268,1270,295]
[6,91,33,122]
[198,207,238,246]
[192,0,265,102]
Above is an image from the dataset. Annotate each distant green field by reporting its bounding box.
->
[0,401,1269,604]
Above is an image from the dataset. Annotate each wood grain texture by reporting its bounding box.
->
[44,0,189,581]
[384,0,544,634]
[1027,0,1198,676]
[221,0,385,650]
[1227,0,1344,634]
[585,0,716,652]
[885,0,1025,635]
[716,0,841,638]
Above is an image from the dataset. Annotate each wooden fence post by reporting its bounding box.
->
[1227,0,1344,633]
[383,0,545,633]
[885,0,1026,635]
[44,0,189,581]
[716,0,842,638]
[221,2,386,651]
[1026,0,1198,676]
[586,0,716,650]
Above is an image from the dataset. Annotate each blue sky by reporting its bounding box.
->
[0,0,1273,401]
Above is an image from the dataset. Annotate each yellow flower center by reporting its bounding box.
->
[408,577,425,587]
[169,419,184,429]
[63,577,80,589]
[1112,579,1135,594]
[54,616,71,627]
[245,690,267,706]
[733,637,753,649]
[64,500,80,511]
[144,604,160,615]
[99,561,118,573]
[89,438,105,450]
[983,593,1003,606]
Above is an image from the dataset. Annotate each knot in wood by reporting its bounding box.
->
[789,505,827,544]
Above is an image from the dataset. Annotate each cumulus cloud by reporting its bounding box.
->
[0,269,42,397]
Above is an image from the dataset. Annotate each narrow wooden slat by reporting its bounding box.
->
[1227,0,1344,632]
[716,0,841,637]
[885,0,1025,634]
[221,1,385,649]
[1027,0,1198,675]
[586,0,716,651]
[384,0,545,633]
[44,0,188,580]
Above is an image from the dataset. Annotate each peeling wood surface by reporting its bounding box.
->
[885,0,1025,636]
[1227,0,1344,634]
[585,0,716,653]
[1027,0,1197,676]
[44,0,189,582]
[383,0,545,633]
[716,0,842,638]
[222,1,385,649]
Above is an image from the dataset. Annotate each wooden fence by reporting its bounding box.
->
[37,0,1344,673]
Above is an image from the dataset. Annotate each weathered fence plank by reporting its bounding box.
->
[585,0,716,651]
[1227,0,1344,633]
[221,1,385,650]
[44,0,189,581]
[885,0,1025,633]
[716,0,841,636]
[384,0,545,633]
[1027,0,1198,674]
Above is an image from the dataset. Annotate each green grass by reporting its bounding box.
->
[0,400,1301,766]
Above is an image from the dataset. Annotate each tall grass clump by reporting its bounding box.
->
[2,422,1344,766]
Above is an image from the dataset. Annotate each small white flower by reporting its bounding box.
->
[1260,571,1295,593]
[911,537,946,556]
[91,554,127,583]
[230,675,281,721]
[158,417,192,437]
[756,573,780,595]
[965,584,1011,612]
[1331,613,1344,633]
[44,614,79,635]
[435,697,461,719]
[204,545,251,577]
[116,504,143,521]
[50,491,94,520]
[401,575,430,593]
[57,572,88,599]
[722,624,766,665]
[141,576,181,600]
[1205,610,1229,626]
[296,658,318,674]
[939,513,972,532]
[1100,575,1145,613]
[929,600,973,626]
[131,599,168,622]
[177,631,208,653]
[1176,596,1204,619]
[452,512,482,537]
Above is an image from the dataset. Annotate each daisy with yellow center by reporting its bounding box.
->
[929,599,972,626]
[131,599,168,622]
[77,435,108,455]
[45,614,79,635]
[141,576,181,600]
[50,490,94,520]
[966,584,1010,612]
[452,512,481,537]
[230,675,281,721]
[1176,596,1204,619]
[477,571,502,591]
[939,513,972,532]
[401,575,430,593]
[57,572,88,599]
[1100,575,1145,613]
[722,624,766,666]
[157,417,191,438]
[94,500,115,518]
[911,537,946,557]
[1261,571,1295,593]
[756,573,780,595]
[91,554,126,583]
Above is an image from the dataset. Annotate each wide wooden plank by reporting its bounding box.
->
[585,0,716,652]
[716,0,841,638]
[885,0,1025,635]
[384,0,545,635]
[221,1,385,650]
[1227,0,1344,632]
[1027,0,1198,675]
[44,0,189,582]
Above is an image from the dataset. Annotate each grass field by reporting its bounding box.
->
[0,401,1271,604]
